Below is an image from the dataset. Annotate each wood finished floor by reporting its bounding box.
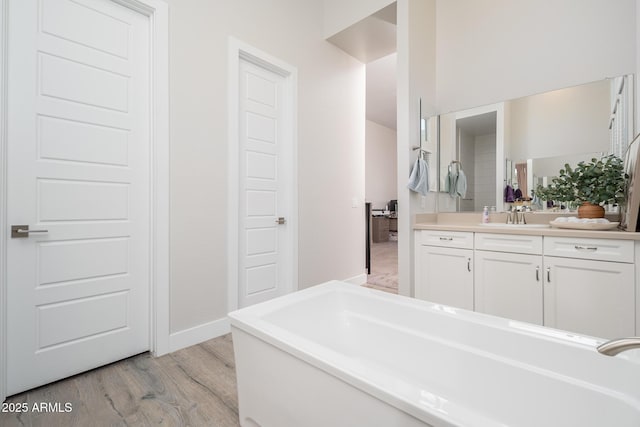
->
[364,239,398,293]
[2,259,398,427]
[0,334,239,427]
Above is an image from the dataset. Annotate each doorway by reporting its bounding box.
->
[456,111,498,212]
[365,53,398,293]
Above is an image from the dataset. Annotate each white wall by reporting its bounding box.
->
[473,134,497,211]
[397,0,437,297]
[366,120,398,209]
[637,0,640,129]
[168,0,365,335]
[458,129,475,212]
[437,112,457,212]
[323,0,395,38]
[436,0,636,114]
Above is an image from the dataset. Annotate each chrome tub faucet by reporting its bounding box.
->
[597,337,640,356]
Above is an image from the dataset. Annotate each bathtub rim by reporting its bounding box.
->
[228,281,640,427]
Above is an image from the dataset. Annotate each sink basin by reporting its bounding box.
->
[479,223,550,228]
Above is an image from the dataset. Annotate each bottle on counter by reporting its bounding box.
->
[482,206,490,223]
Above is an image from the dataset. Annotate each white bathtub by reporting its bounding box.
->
[228,281,640,427]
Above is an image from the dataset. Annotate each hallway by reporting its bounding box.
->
[364,240,398,293]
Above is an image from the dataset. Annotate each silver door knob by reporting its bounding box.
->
[11,225,49,238]
[276,217,286,225]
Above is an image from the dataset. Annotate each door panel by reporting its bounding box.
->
[38,115,130,166]
[417,245,474,310]
[6,0,150,395]
[474,251,543,325]
[544,257,635,339]
[238,58,292,308]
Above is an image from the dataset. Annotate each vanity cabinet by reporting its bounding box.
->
[415,229,638,339]
[543,237,635,338]
[474,233,543,325]
[416,231,474,310]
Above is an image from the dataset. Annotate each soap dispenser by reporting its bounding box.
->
[482,206,490,223]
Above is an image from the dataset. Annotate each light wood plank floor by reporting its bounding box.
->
[364,239,398,293]
[0,334,240,427]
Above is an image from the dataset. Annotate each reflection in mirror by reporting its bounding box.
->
[523,152,605,210]
[439,104,504,212]
[509,79,610,161]
[418,100,439,192]
[437,75,634,212]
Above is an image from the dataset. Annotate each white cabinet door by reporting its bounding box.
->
[417,245,473,310]
[475,251,543,325]
[544,257,635,339]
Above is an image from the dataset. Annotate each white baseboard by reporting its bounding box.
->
[343,272,367,286]
[168,317,230,353]
[168,273,367,354]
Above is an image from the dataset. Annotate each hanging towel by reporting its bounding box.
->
[504,185,515,202]
[407,158,429,196]
[456,169,467,199]
[445,169,457,197]
[532,193,542,209]
[514,188,523,200]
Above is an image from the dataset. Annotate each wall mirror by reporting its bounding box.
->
[520,151,605,209]
[418,99,439,192]
[439,104,503,211]
[437,75,634,212]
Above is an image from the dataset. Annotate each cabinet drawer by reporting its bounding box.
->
[543,237,634,263]
[475,233,542,255]
[420,230,474,249]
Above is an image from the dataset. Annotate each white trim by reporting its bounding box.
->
[227,37,299,313]
[343,272,368,286]
[636,240,640,335]
[113,0,171,358]
[107,0,171,358]
[0,0,8,404]
[143,0,170,359]
[168,318,231,353]
[0,0,170,400]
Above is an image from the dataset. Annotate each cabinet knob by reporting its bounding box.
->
[546,267,551,283]
[467,258,471,272]
[536,266,540,282]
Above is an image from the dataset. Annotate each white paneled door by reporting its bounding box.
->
[238,57,293,308]
[6,0,150,395]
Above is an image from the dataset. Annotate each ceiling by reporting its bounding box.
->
[456,112,498,136]
[326,3,398,131]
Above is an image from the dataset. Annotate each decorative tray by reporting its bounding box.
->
[549,220,620,230]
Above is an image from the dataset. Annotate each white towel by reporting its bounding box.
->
[407,158,429,196]
[456,169,467,199]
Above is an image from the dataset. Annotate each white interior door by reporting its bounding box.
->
[6,0,150,395]
[238,57,293,308]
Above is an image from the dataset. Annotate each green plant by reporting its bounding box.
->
[534,155,627,206]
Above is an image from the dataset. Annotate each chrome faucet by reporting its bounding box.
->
[506,208,526,224]
[506,211,513,224]
[596,337,640,356]
[506,207,516,224]
[518,211,526,224]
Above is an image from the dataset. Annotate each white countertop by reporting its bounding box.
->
[413,212,640,240]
